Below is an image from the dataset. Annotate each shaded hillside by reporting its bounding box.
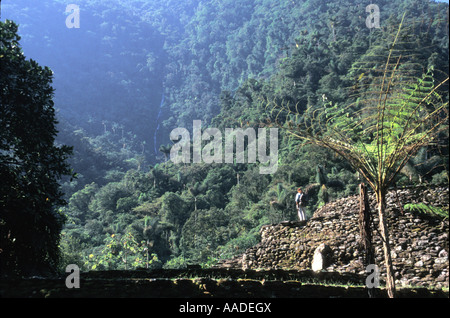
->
[2,0,448,277]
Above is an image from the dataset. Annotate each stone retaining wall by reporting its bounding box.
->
[239,186,449,289]
[1,269,448,298]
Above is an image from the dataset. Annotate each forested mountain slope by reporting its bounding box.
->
[1,0,448,272]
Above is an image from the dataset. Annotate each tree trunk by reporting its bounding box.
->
[376,190,396,298]
[358,183,375,297]
[359,183,374,264]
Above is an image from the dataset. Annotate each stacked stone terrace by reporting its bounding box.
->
[224,186,449,289]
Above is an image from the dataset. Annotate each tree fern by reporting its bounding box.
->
[404,203,448,219]
[268,13,449,298]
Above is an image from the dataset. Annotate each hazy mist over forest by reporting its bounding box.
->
[2,0,448,162]
[1,0,448,277]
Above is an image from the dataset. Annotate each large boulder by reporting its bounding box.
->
[311,243,333,272]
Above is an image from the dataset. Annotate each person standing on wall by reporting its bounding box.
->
[295,188,306,221]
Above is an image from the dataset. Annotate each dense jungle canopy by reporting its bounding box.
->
[0,0,448,275]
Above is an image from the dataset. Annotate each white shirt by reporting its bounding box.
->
[295,192,303,204]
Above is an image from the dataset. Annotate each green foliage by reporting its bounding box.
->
[4,0,442,271]
[263,9,448,297]
[404,203,449,220]
[83,232,161,271]
[0,20,74,275]
[270,13,448,194]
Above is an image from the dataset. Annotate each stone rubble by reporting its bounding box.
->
[220,186,449,289]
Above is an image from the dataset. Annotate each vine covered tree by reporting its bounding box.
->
[269,16,449,297]
[0,20,74,275]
